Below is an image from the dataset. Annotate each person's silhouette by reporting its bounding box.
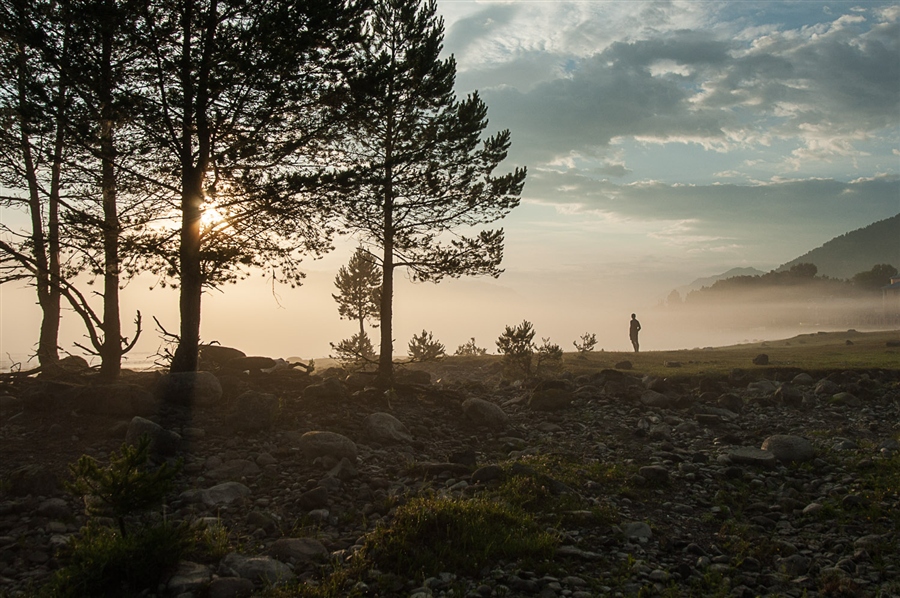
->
[629,313,641,352]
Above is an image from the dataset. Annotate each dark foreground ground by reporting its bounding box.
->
[1,333,899,597]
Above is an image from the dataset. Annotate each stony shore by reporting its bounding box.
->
[1,358,898,597]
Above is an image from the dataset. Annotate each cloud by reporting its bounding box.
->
[451,3,898,177]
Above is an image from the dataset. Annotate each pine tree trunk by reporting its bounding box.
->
[98,12,121,380]
[171,171,203,373]
[377,168,395,387]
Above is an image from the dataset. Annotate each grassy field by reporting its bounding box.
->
[558,329,900,378]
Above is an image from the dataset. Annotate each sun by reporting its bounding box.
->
[201,205,226,227]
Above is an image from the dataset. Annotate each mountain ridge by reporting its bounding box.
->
[681,214,899,291]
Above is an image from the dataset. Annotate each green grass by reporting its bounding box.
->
[411,330,900,380]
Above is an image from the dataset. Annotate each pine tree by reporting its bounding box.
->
[333,246,382,337]
[339,0,526,386]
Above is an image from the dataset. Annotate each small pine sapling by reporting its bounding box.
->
[455,338,488,356]
[408,330,446,362]
[573,332,597,355]
[496,320,536,379]
[66,435,181,537]
[331,332,377,369]
[535,337,564,374]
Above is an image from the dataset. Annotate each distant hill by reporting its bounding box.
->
[778,214,900,279]
[678,267,766,294]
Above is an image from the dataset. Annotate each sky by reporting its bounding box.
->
[2,0,899,368]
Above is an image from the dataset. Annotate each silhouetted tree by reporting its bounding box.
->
[852,264,898,290]
[333,246,382,337]
[129,0,365,372]
[0,0,69,368]
[339,0,526,386]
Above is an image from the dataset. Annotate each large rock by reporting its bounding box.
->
[192,482,252,507]
[166,561,212,595]
[727,447,777,468]
[297,431,358,463]
[155,371,222,407]
[364,412,412,444]
[125,416,181,456]
[461,397,509,430]
[268,538,329,564]
[72,384,158,417]
[302,378,347,402]
[640,390,678,409]
[529,388,573,411]
[199,344,246,367]
[761,435,816,463]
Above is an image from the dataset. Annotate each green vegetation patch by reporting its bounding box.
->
[360,495,558,579]
[41,521,192,598]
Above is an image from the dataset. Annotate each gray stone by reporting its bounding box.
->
[297,431,358,463]
[200,482,251,507]
[461,397,509,430]
[219,553,295,585]
[297,486,329,510]
[125,416,182,456]
[727,447,777,468]
[207,459,261,481]
[621,522,653,539]
[761,435,816,462]
[640,390,678,409]
[471,465,504,484]
[268,537,329,563]
[166,561,212,594]
[302,378,346,401]
[830,392,861,407]
[364,412,412,444]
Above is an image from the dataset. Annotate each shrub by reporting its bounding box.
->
[407,330,445,362]
[330,332,377,368]
[454,337,488,356]
[361,495,556,579]
[573,332,597,354]
[496,320,535,379]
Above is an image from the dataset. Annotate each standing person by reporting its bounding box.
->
[629,313,641,352]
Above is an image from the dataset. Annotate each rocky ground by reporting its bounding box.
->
[1,356,899,598]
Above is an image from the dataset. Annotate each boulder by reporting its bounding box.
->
[615,360,633,370]
[155,371,222,407]
[752,354,769,366]
[166,561,212,595]
[297,431,358,463]
[125,416,181,456]
[727,447,777,468]
[201,482,251,507]
[640,390,678,409]
[268,538,329,564]
[529,388,573,411]
[364,412,412,444]
[461,397,509,430]
[302,378,347,402]
[199,344,246,367]
[225,356,278,374]
[761,435,816,462]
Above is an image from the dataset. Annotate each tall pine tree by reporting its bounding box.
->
[339,0,526,386]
